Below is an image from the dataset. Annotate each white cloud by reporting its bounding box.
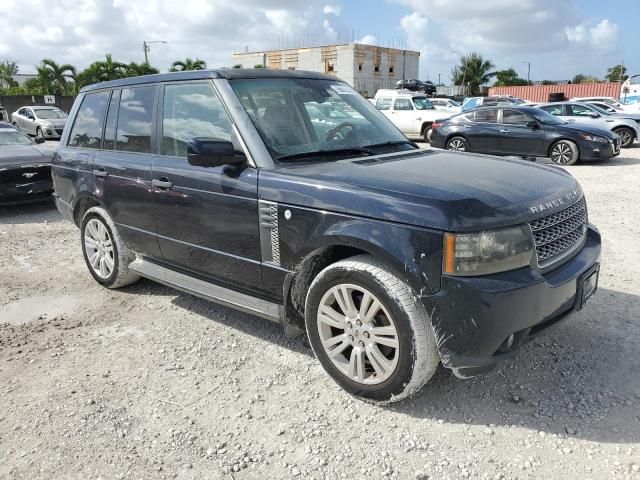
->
[589,19,619,50]
[323,19,338,42]
[323,4,341,16]
[357,34,378,45]
[0,0,332,70]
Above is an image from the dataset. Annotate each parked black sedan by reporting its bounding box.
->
[0,124,54,205]
[430,106,620,165]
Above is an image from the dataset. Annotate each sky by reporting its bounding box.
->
[1,0,638,83]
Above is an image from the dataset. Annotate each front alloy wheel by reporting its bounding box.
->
[317,284,399,384]
[550,140,578,165]
[305,255,440,403]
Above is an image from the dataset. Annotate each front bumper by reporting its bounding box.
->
[429,226,601,378]
[0,179,53,205]
[42,126,63,139]
[578,138,620,161]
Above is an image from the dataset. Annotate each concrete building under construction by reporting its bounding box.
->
[233,43,420,97]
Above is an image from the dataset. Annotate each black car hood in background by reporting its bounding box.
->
[0,145,53,167]
[259,150,582,232]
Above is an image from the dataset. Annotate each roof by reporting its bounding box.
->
[81,68,337,93]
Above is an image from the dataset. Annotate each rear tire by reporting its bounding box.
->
[446,136,468,152]
[613,127,635,148]
[305,255,440,403]
[549,140,579,165]
[81,207,140,289]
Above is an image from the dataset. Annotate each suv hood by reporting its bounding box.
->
[259,150,582,232]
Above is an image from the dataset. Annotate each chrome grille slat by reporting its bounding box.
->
[529,198,587,266]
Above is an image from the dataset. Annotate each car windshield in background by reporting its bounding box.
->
[0,130,32,146]
[587,104,613,116]
[529,108,565,125]
[230,78,412,162]
[412,97,435,110]
[34,109,67,119]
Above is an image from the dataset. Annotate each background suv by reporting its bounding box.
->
[395,79,436,95]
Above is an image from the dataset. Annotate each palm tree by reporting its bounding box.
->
[0,61,18,89]
[40,58,77,95]
[126,62,160,77]
[95,54,128,81]
[169,58,207,72]
[451,53,496,95]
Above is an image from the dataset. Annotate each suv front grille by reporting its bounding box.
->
[529,198,587,266]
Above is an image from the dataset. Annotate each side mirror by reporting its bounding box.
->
[34,136,46,144]
[526,121,540,129]
[588,112,600,118]
[187,138,245,168]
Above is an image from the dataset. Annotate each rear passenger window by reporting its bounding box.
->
[103,90,120,150]
[502,109,531,125]
[68,91,109,149]
[116,86,155,153]
[375,97,392,110]
[474,109,498,123]
[161,82,235,157]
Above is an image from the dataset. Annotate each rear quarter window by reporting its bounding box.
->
[376,97,392,110]
[116,86,156,153]
[67,91,110,149]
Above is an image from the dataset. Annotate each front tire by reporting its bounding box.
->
[81,207,140,289]
[549,139,579,165]
[422,125,433,143]
[446,136,467,152]
[613,127,635,148]
[36,127,45,140]
[305,255,440,403]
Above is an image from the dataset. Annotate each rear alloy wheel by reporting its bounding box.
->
[81,207,140,288]
[305,255,440,403]
[446,136,467,152]
[613,127,635,148]
[549,140,579,165]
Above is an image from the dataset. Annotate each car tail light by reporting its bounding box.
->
[432,121,443,130]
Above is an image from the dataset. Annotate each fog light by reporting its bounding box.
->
[47,129,52,135]
[498,333,515,352]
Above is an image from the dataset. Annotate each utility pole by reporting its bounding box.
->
[523,61,531,83]
[438,73,441,85]
[143,40,167,64]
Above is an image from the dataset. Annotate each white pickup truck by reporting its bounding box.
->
[372,89,453,142]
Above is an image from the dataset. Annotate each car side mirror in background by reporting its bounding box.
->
[588,112,600,118]
[34,136,46,144]
[526,121,540,129]
[187,138,245,168]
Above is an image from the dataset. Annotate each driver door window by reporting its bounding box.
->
[567,104,594,116]
[393,99,413,111]
[161,82,236,157]
[502,109,531,125]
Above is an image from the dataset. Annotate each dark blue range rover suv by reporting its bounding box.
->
[52,69,601,402]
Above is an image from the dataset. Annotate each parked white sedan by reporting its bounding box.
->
[430,98,462,113]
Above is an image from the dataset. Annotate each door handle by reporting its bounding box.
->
[93,168,108,177]
[152,178,173,189]
[499,129,510,133]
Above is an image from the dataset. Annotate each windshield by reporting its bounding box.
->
[0,130,32,146]
[529,108,565,125]
[412,97,435,110]
[34,108,67,119]
[588,104,613,116]
[230,78,412,162]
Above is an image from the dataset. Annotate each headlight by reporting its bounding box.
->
[579,133,608,143]
[443,225,534,276]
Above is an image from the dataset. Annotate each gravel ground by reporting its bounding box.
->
[1,145,639,480]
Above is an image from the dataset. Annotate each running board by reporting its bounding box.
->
[128,258,281,323]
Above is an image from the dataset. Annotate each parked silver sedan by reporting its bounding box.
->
[538,101,639,148]
[11,105,68,140]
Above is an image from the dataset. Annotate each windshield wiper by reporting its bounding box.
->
[362,140,419,150]
[275,148,372,162]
